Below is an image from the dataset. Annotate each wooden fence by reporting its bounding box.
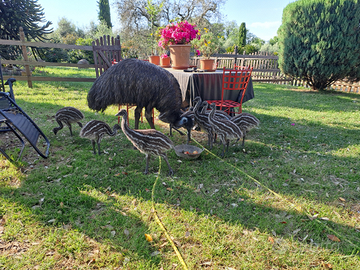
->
[0,27,359,94]
[205,51,290,83]
[0,27,96,87]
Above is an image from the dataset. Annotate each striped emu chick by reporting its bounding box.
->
[53,107,84,136]
[80,120,121,155]
[200,101,231,120]
[192,97,216,149]
[231,113,260,147]
[208,103,243,157]
[200,100,232,145]
[116,109,175,176]
[193,98,231,149]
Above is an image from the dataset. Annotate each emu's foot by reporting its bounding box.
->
[168,169,174,177]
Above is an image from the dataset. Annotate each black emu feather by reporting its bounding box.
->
[87,58,192,133]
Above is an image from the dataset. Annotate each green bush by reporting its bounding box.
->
[68,38,94,64]
[40,37,69,63]
[278,0,360,90]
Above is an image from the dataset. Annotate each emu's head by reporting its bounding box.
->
[175,115,193,130]
[158,110,193,130]
[115,109,127,118]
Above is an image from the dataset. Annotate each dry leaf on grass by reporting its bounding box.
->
[327,234,341,242]
[145,234,153,242]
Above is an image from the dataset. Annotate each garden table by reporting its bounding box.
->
[165,68,254,108]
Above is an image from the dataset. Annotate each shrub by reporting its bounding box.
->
[192,28,222,59]
[278,0,360,90]
[68,38,94,64]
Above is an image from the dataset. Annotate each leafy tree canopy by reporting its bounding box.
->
[0,0,53,59]
[114,0,225,34]
[238,22,246,48]
[278,0,360,90]
[98,0,112,28]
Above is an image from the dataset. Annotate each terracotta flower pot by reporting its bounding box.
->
[149,55,160,65]
[200,59,215,71]
[160,57,171,68]
[169,44,191,69]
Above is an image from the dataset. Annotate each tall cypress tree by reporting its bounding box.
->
[238,22,246,49]
[98,0,112,28]
[0,0,53,60]
[278,0,360,90]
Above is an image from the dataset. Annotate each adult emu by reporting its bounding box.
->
[87,58,192,133]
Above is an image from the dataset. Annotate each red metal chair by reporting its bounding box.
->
[206,66,253,115]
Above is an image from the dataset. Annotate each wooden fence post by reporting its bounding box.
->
[233,46,238,68]
[19,27,32,88]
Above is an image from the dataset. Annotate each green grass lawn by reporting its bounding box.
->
[1,67,360,269]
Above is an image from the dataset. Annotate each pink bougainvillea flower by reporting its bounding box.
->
[291,123,295,126]
[158,21,200,49]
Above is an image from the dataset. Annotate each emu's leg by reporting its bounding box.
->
[68,124,73,136]
[96,135,102,155]
[207,130,212,148]
[161,154,174,176]
[63,120,73,136]
[145,107,156,129]
[91,140,96,155]
[144,155,150,174]
[221,142,226,157]
[186,126,192,144]
[226,139,230,153]
[134,106,142,129]
[218,135,226,157]
[242,135,246,147]
[170,125,185,136]
[169,124,173,136]
[97,141,101,155]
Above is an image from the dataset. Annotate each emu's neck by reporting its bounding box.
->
[208,106,215,123]
[121,115,134,137]
[193,101,202,118]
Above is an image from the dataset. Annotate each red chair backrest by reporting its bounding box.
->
[222,66,253,92]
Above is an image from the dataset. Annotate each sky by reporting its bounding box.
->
[36,0,294,41]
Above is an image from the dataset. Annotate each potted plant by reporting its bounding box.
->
[158,21,200,69]
[193,28,221,71]
[149,55,160,65]
[149,32,160,65]
[160,53,171,68]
